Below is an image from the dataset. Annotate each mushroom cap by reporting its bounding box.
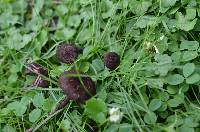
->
[59,70,96,103]
[32,76,49,88]
[104,52,120,70]
[56,44,79,64]
[25,63,48,76]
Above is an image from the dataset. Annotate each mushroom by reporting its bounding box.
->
[59,70,96,103]
[25,63,48,76]
[55,70,96,111]
[25,63,49,88]
[32,76,49,88]
[56,44,80,64]
[104,52,120,70]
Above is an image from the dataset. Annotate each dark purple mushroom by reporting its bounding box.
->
[59,70,96,103]
[104,52,120,70]
[32,76,49,88]
[56,44,79,64]
[31,69,96,131]
[25,63,48,76]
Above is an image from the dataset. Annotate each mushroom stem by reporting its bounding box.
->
[32,76,41,87]
[53,96,70,112]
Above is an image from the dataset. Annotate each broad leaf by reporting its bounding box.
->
[181,51,198,62]
[180,40,199,51]
[144,112,157,124]
[183,63,195,77]
[29,108,42,123]
[186,73,200,84]
[33,93,45,108]
[165,74,184,85]
[149,99,162,111]
[84,98,107,124]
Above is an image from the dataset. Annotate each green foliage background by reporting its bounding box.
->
[0,0,200,131]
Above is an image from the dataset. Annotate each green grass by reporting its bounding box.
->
[0,0,200,132]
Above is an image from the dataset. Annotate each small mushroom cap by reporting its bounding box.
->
[32,76,49,88]
[56,44,79,64]
[104,52,120,70]
[59,70,96,103]
[25,63,48,76]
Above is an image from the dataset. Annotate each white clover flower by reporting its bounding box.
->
[159,35,164,40]
[109,107,123,123]
[153,45,160,53]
